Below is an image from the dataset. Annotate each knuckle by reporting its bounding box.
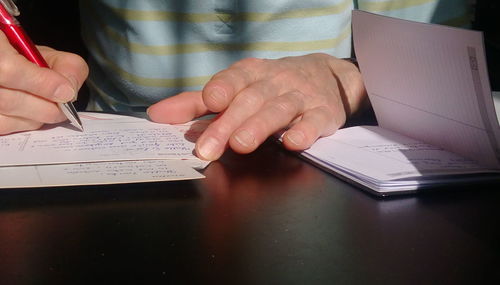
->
[67,52,85,65]
[249,116,271,133]
[66,53,90,78]
[271,69,299,85]
[271,99,299,116]
[235,91,263,108]
[209,118,235,137]
[31,71,55,90]
[0,57,17,85]
[271,90,305,114]
[320,104,344,128]
[202,84,230,112]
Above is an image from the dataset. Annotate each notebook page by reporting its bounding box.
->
[352,10,500,168]
[303,126,491,182]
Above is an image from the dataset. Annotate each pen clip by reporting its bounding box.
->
[0,0,19,16]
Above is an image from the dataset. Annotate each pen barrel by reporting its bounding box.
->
[0,23,48,68]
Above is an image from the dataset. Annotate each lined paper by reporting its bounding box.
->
[352,10,500,168]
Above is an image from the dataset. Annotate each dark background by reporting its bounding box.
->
[474,0,500,90]
[17,1,89,110]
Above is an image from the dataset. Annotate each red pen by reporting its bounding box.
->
[0,0,83,131]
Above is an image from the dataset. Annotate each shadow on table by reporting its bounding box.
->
[0,180,201,212]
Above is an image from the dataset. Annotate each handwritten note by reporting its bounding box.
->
[0,112,204,166]
[0,160,204,189]
[0,112,210,188]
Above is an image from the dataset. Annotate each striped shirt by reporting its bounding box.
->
[80,0,472,112]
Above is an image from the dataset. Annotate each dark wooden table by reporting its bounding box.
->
[0,137,499,284]
[5,1,498,283]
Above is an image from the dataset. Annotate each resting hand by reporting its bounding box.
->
[0,32,88,135]
[148,53,366,161]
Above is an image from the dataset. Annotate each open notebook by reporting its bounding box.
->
[300,11,500,196]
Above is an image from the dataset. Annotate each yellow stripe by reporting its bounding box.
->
[110,0,352,22]
[90,38,210,87]
[104,24,351,55]
[84,1,352,88]
[86,26,350,88]
[89,37,211,87]
[358,0,436,12]
[115,69,212,88]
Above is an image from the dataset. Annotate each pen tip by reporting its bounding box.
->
[74,122,84,132]
[58,102,84,132]
[67,115,84,132]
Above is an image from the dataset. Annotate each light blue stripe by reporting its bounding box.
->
[100,0,349,14]
[88,1,352,46]
[99,16,351,48]
[87,47,350,110]
[95,44,352,80]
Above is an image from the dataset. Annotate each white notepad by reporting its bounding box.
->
[300,11,500,196]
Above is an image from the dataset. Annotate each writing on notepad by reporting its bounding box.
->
[0,113,200,166]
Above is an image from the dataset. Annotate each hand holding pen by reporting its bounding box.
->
[0,0,88,134]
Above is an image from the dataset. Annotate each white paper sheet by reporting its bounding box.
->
[302,126,499,194]
[0,112,210,188]
[352,10,500,168]
[0,112,207,167]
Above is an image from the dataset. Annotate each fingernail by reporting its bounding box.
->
[197,137,220,160]
[286,130,305,146]
[233,129,255,148]
[54,84,76,102]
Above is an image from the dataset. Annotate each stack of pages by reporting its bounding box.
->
[0,112,210,188]
[301,11,500,196]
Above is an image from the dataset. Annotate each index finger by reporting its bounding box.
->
[202,57,270,112]
[0,34,79,103]
[148,91,209,124]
